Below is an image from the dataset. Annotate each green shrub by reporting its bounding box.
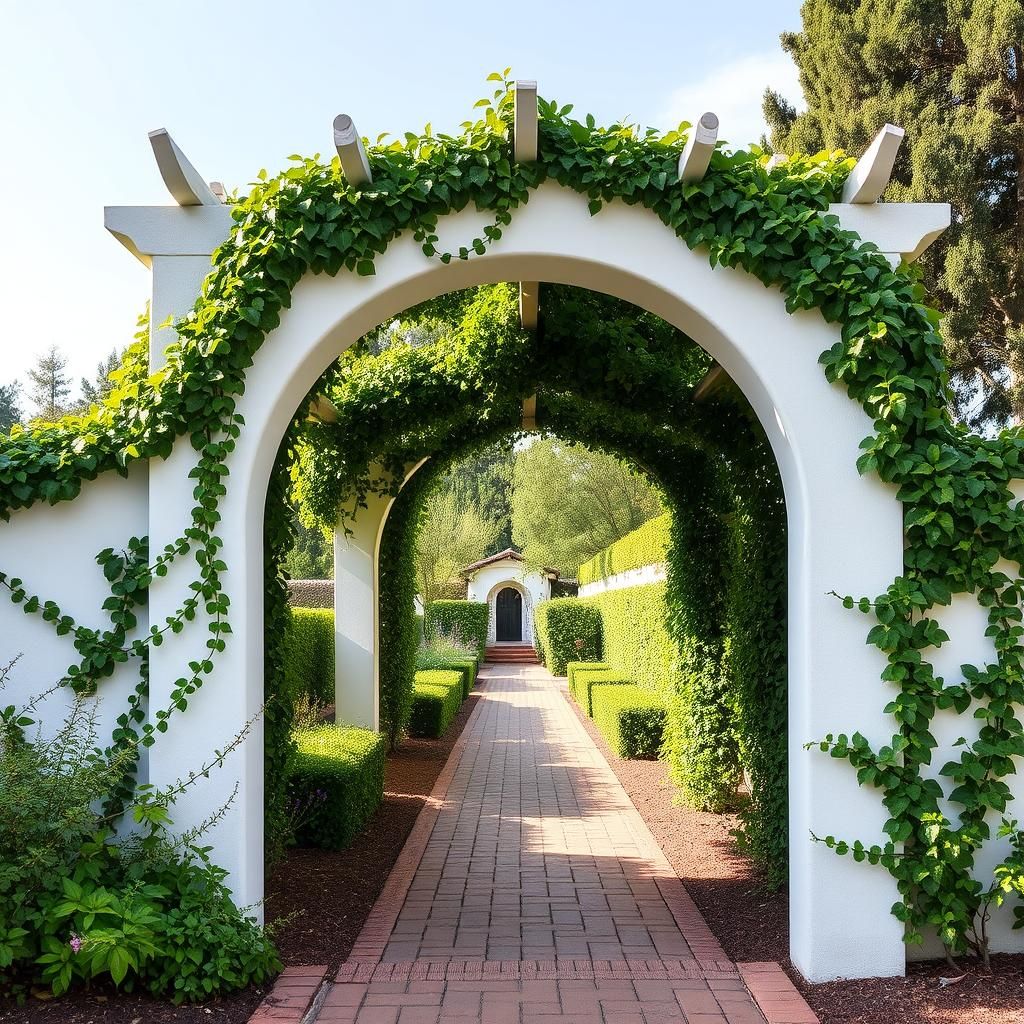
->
[424,600,489,658]
[283,607,335,705]
[578,513,671,586]
[566,660,608,697]
[289,724,386,850]
[574,670,632,717]
[591,683,666,759]
[0,680,280,1003]
[587,582,674,693]
[534,599,602,675]
[408,669,463,738]
[448,658,478,698]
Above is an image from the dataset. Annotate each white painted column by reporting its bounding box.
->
[332,488,393,731]
[103,207,266,913]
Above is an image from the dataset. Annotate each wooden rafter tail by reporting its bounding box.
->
[333,114,373,186]
[148,128,221,207]
[677,112,719,184]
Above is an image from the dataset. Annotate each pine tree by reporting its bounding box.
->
[764,0,1024,427]
[76,349,122,412]
[0,381,20,434]
[26,345,72,422]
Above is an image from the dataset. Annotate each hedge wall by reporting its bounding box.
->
[289,724,386,850]
[424,600,489,658]
[287,579,334,608]
[585,582,674,694]
[534,599,602,675]
[578,513,670,586]
[283,607,335,705]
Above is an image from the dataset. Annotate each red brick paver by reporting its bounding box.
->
[250,666,818,1024]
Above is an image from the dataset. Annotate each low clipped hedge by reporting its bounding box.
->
[566,661,609,698]
[284,607,335,704]
[424,601,489,658]
[578,513,670,586]
[289,724,386,850]
[534,599,602,675]
[415,652,479,699]
[408,669,464,738]
[591,683,666,759]
[573,669,631,717]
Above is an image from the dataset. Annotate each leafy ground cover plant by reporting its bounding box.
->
[0,659,280,1002]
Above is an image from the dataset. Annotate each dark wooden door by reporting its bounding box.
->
[495,587,523,642]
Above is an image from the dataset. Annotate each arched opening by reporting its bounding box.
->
[495,586,523,642]
[140,184,904,982]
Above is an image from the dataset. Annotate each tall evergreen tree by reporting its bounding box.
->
[26,345,72,422]
[764,0,1024,427]
[442,441,516,553]
[0,381,21,434]
[76,349,122,412]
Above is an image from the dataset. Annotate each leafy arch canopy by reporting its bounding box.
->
[1,77,1023,954]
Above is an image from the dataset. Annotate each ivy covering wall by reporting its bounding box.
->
[3,76,1023,962]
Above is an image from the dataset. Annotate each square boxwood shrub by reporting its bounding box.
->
[566,660,609,698]
[283,607,335,704]
[408,669,464,738]
[424,601,489,658]
[591,683,666,759]
[534,599,602,675]
[289,724,386,850]
[448,658,478,698]
[574,669,631,717]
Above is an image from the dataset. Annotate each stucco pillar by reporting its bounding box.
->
[102,207,266,914]
[332,489,394,731]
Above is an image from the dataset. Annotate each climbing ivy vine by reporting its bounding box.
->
[2,73,1024,962]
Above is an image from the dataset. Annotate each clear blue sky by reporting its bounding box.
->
[0,0,803,405]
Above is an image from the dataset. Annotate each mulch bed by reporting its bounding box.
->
[0,694,481,1024]
[564,689,1024,1024]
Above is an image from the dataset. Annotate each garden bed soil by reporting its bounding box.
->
[0,694,481,1024]
[565,689,1024,1024]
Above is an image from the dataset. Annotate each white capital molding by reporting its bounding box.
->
[677,112,719,183]
[333,114,373,187]
[149,129,222,207]
[841,124,904,204]
[828,202,951,265]
[104,205,233,267]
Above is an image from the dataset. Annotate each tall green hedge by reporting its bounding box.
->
[283,607,335,705]
[578,513,670,586]
[534,599,602,675]
[585,582,674,694]
[424,600,489,658]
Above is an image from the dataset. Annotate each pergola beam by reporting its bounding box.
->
[148,129,221,207]
[841,124,904,204]
[513,80,539,331]
[333,114,373,186]
[692,364,728,403]
[677,112,719,183]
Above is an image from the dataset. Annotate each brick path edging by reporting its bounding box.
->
[248,965,329,1023]
[738,963,820,1024]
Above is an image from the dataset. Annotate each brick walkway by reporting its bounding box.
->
[251,666,817,1024]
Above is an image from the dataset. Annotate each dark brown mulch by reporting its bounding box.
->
[564,687,1024,1024]
[0,695,480,1024]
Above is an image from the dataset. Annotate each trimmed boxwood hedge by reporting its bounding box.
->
[408,669,464,738]
[578,514,670,586]
[289,724,386,850]
[283,607,335,705]
[449,658,478,698]
[573,669,631,717]
[591,683,666,759]
[534,599,602,675]
[566,660,609,698]
[424,601,489,658]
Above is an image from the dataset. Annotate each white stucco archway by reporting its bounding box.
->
[483,580,532,645]
[114,181,907,983]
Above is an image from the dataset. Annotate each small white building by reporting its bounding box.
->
[461,549,558,645]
